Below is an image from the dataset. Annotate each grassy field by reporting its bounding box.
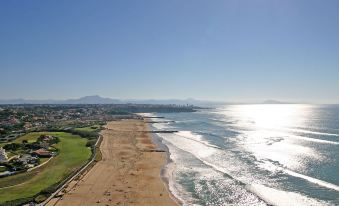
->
[0,132,91,203]
[74,125,101,132]
[0,132,43,147]
[0,166,6,173]
[10,132,42,144]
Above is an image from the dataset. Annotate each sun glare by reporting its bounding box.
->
[229,104,311,130]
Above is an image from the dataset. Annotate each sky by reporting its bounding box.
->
[0,0,339,103]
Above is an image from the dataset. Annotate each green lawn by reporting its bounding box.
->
[74,125,101,132]
[0,166,7,173]
[0,132,91,203]
[6,151,17,158]
[40,157,50,164]
[0,133,41,148]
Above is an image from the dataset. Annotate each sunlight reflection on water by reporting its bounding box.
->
[218,104,320,170]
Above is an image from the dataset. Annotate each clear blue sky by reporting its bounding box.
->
[0,0,338,103]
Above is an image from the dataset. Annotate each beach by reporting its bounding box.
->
[46,119,177,206]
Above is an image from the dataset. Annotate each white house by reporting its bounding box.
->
[0,147,8,163]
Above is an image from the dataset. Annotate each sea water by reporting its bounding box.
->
[148,104,339,206]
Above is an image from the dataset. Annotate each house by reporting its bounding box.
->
[40,135,55,142]
[32,149,52,157]
[18,154,38,165]
[0,147,8,163]
[9,117,20,125]
[24,122,32,130]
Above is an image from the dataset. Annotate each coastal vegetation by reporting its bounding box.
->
[0,132,91,205]
[74,124,101,132]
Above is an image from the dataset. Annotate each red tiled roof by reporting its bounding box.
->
[33,149,51,156]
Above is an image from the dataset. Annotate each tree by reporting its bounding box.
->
[3,143,21,151]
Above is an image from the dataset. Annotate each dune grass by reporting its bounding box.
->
[0,132,91,203]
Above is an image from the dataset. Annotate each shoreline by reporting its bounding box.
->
[47,119,177,206]
[148,123,183,206]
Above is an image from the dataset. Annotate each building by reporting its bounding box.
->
[0,147,8,163]
[40,135,55,142]
[24,122,32,130]
[32,149,52,157]
[9,117,20,125]
[18,154,38,164]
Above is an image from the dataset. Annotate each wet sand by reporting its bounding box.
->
[47,119,177,206]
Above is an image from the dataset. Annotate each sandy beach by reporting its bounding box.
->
[46,119,177,206]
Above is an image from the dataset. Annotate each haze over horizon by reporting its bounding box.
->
[1,0,339,104]
[0,95,316,105]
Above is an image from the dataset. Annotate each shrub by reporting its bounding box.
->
[34,195,47,203]
[3,143,22,151]
[86,139,97,147]
[0,197,33,206]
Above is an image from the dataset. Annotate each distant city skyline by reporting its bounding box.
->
[1,0,339,104]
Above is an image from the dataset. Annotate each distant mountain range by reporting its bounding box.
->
[0,95,296,105]
[0,95,220,106]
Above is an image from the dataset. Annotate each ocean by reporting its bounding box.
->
[148,104,339,206]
